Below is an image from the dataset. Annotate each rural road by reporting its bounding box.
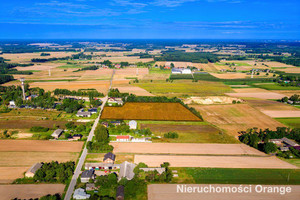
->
[64,69,115,200]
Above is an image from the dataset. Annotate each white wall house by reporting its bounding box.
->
[129,120,137,129]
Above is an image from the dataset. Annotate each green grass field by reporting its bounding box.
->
[275,118,300,128]
[254,83,300,90]
[134,80,233,97]
[215,62,252,67]
[58,64,87,69]
[149,68,171,74]
[173,168,300,185]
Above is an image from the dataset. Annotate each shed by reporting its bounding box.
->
[116,135,130,142]
[129,120,137,129]
[25,163,43,178]
[51,129,63,139]
[103,152,116,163]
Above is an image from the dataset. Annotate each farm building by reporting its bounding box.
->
[116,185,125,200]
[73,188,90,200]
[107,97,123,106]
[76,109,92,117]
[8,100,16,108]
[282,137,299,147]
[103,152,116,164]
[116,135,130,142]
[119,161,136,180]
[80,169,95,183]
[51,129,63,139]
[171,68,192,74]
[88,108,98,114]
[129,120,137,129]
[85,163,120,170]
[25,163,43,178]
[171,68,182,74]
[140,167,165,174]
[68,134,83,141]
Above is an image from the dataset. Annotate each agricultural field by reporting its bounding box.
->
[0,140,82,183]
[134,155,297,168]
[1,52,75,63]
[275,118,300,128]
[0,184,65,200]
[101,102,202,121]
[112,86,154,96]
[140,123,238,143]
[261,110,300,118]
[114,67,149,80]
[225,88,285,99]
[148,184,300,200]
[192,104,285,136]
[254,83,300,90]
[133,80,233,97]
[111,143,264,156]
[86,153,134,164]
[246,99,299,111]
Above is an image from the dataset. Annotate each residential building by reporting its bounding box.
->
[73,188,90,200]
[68,134,83,141]
[111,121,121,126]
[140,167,165,174]
[107,97,123,106]
[25,163,43,178]
[103,152,116,164]
[80,169,95,183]
[116,135,130,142]
[88,108,98,114]
[8,100,16,108]
[116,185,125,200]
[119,161,136,180]
[76,109,92,117]
[129,120,137,129]
[85,163,120,170]
[51,129,63,139]
[101,122,109,127]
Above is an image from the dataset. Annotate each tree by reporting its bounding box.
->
[263,142,277,154]
[94,125,109,143]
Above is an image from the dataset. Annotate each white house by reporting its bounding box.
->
[8,101,16,108]
[73,188,90,200]
[129,120,137,129]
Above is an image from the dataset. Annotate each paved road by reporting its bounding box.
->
[64,70,115,200]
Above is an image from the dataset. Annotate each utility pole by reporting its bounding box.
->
[20,78,26,100]
[49,68,51,76]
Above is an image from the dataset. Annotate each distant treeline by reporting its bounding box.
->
[155,51,219,63]
[53,88,104,97]
[74,65,98,72]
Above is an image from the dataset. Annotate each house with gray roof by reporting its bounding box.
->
[80,169,95,183]
[51,129,63,139]
[25,163,43,178]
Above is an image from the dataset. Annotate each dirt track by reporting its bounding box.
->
[111,143,265,156]
[148,184,300,200]
[0,140,83,152]
[135,155,298,169]
[0,184,65,200]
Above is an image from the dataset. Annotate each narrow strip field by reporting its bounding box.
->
[111,143,264,156]
[261,110,300,118]
[135,155,298,169]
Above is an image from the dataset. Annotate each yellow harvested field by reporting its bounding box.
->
[111,143,264,156]
[114,67,149,80]
[30,80,110,93]
[0,167,28,183]
[101,102,202,121]
[247,99,299,111]
[0,140,83,152]
[148,184,300,200]
[210,72,247,79]
[2,52,74,63]
[193,104,285,136]
[0,184,65,200]
[135,155,298,169]
[112,86,155,96]
[276,67,300,73]
[99,56,153,63]
[112,79,131,87]
[272,90,300,97]
[16,62,64,71]
[79,68,113,80]
[261,110,300,118]
[225,88,285,99]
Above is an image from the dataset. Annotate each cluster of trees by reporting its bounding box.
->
[275,74,299,87]
[239,127,300,154]
[56,98,84,113]
[40,53,51,56]
[128,53,153,58]
[71,52,92,60]
[30,126,49,132]
[155,51,219,63]
[134,162,173,183]
[87,125,114,153]
[108,88,129,98]
[13,193,61,200]
[74,65,98,72]
[164,132,179,139]
[53,88,104,98]
[281,94,299,104]
[64,121,92,137]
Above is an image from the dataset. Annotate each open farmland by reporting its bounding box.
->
[1,52,75,63]
[114,67,149,80]
[30,80,110,93]
[134,80,233,97]
[0,184,65,200]
[112,86,154,96]
[101,102,202,121]
[260,110,300,118]
[246,99,299,111]
[112,143,264,156]
[192,104,285,136]
[135,155,297,169]
[225,88,285,99]
[0,140,82,183]
[148,184,300,200]
[99,56,153,63]
[210,72,248,79]
[140,123,237,143]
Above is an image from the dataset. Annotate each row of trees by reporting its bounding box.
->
[281,94,299,104]
[53,88,104,98]
[155,51,219,63]
[87,125,114,153]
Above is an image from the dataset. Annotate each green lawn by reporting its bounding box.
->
[173,168,300,185]
[58,64,87,69]
[149,68,171,74]
[215,62,252,67]
[275,118,300,128]
[253,83,300,90]
[134,80,233,97]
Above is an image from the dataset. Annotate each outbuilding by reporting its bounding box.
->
[51,129,63,139]
[25,163,43,178]
[129,120,137,129]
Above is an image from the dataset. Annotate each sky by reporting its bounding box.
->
[0,0,299,39]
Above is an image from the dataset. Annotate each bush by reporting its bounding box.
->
[30,126,49,132]
[164,132,179,139]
